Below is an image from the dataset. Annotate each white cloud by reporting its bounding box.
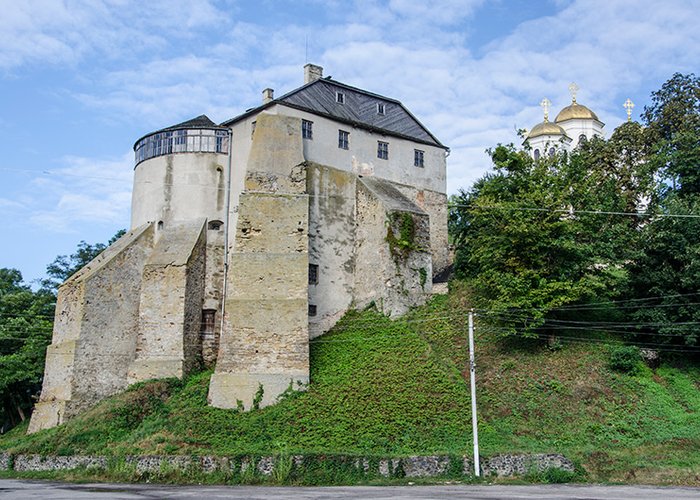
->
[0,0,226,70]
[28,152,133,232]
[26,0,700,198]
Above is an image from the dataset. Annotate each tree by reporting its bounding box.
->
[626,73,700,348]
[0,269,54,431]
[1,229,127,431]
[451,141,644,337]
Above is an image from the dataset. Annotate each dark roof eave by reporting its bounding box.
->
[221,100,448,150]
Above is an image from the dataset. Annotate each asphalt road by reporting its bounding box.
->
[2,480,700,499]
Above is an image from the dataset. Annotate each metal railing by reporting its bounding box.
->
[135,128,229,165]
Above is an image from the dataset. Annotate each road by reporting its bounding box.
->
[2,480,700,499]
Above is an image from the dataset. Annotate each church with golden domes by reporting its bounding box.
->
[524,83,605,159]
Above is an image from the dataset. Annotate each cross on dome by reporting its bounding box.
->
[540,97,552,122]
[624,98,635,122]
[568,82,580,103]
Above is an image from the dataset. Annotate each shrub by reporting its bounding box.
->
[609,345,641,373]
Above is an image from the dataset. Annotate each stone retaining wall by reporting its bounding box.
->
[0,452,574,478]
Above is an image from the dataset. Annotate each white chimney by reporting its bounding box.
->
[262,88,274,104]
[304,64,323,84]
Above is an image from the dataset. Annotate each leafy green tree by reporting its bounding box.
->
[0,269,54,431]
[451,142,643,337]
[643,73,700,196]
[626,73,700,348]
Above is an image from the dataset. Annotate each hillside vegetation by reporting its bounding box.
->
[2,289,699,485]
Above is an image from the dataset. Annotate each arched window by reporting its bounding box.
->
[578,134,587,145]
[549,147,556,157]
[534,149,541,160]
[208,220,223,231]
[157,220,164,230]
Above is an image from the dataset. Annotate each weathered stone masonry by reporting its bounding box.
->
[29,65,450,432]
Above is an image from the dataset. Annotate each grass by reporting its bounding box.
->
[1,285,699,485]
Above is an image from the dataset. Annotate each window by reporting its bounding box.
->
[308,264,319,285]
[377,103,385,115]
[157,220,164,230]
[302,119,313,139]
[377,141,389,160]
[549,147,556,157]
[308,304,317,317]
[578,134,587,145]
[215,130,229,153]
[338,130,349,150]
[208,220,223,231]
[414,149,424,168]
[534,149,541,160]
[201,309,216,337]
[174,130,187,152]
[251,121,256,139]
[336,91,345,104]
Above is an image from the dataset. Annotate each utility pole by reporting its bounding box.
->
[468,309,480,477]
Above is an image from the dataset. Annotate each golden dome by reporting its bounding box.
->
[527,120,568,139]
[555,103,599,122]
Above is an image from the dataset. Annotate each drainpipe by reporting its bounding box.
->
[219,128,233,339]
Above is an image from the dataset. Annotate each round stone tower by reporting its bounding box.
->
[131,115,230,231]
[131,114,231,366]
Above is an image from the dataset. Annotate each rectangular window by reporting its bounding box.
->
[308,264,319,285]
[338,130,349,150]
[308,304,317,317]
[200,309,216,337]
[377,103,385,115]
[251,121,256,139]
[336,91,345,104]
[414,149,425,167]
[302,119,313,139]
[377,141,389,160]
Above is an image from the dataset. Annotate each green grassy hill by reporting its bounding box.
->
[2,289,699,485]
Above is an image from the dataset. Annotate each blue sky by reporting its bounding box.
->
[1,0,699,285]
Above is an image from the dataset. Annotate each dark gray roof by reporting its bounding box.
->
[133,115,227,150]
[222,78,446,149]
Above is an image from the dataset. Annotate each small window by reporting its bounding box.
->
[549,147,556,157]
[338,130,349,150]
[251,121,256,139]
[377,141,389,160]
[201,309,216,336]
[336,91,345,104]
[534,149,541,160]
[308,304,317,317]
[377,103,385,115]
[208,220,223,231]
[414,149,424,168]
[308,264,319,285]
[157,220,164,230]
[302,119,313,139]
[578,134,587,145]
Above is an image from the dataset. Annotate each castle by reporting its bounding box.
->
[524,83,606,158]
[28,64,449,433]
